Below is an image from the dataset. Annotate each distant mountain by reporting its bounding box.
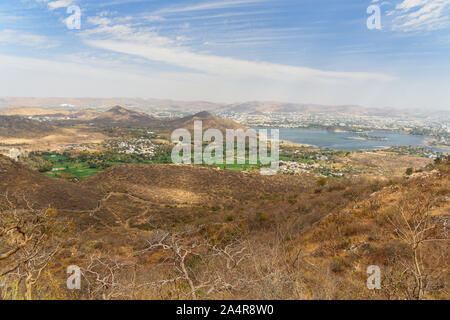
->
[71,108,102,120]
[91,106,159,127]
[223,101,392,116]
[0,105,245,133]
[0,115,59,138]
[1,97,448,117]
[0,97,225,113]
[88,108,246,133]
[167,111,246,133]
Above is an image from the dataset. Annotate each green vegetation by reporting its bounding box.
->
[24,151,156,180]
[317,177,327,186]
[21,153,53,172]
[26,140,272,180]
[384,145,444,158]
[45,162,102,180]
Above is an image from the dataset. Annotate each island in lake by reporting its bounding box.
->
[349,134,388,141]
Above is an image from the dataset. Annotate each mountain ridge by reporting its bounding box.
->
[167,110,246,133]
[1,97,447,116]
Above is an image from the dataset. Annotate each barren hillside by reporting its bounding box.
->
[0,155,448,300]
[165,111,246,134]
[0,116,59,138]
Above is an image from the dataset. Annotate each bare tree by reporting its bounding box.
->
[81,254,137,300]
[387,194,449,300]
[141,229,250,299]
[0,193,63,299]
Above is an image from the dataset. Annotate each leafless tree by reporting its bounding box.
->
[0,193,62,299]
[141,229,250,299]
[81,254,138,300]
[387,194,449,299]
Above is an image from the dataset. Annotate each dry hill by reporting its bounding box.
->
[90,106,159,127]
[0,155,98,211]
[165,111,246,134]
[0,115,59,138]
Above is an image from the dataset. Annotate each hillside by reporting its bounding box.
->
[291,168,449,299]
[82,163,314,205]
[0,155,448,300]
[0,115,59,138]
[166,111,246,134]
[90,106,159,127]
[89,108,245,133]
[0,155,98,211]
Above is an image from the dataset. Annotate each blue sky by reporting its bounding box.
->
[0,0,449,109]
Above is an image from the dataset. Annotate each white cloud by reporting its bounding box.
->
[390,0,450,31]
[1,53,447,109]
[145,15,166,22]
[155,0,266,14]
[6,1,447,109]
[81,21,393,84]
[86,39,394,84]
[0,29,59,48]
[34,0,76,10]
[87,16,113,26]
[47,0,74,10]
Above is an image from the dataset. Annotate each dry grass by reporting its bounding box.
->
[0,155,448,300]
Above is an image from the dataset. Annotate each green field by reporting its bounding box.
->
[45,162,102,179]
[40,147,275,180]
[45,160,264,179]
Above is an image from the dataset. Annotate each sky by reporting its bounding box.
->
[0,0,449,110]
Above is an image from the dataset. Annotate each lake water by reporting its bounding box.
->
[257,128,445,152]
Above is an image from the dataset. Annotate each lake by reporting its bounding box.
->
[256,128,445,152]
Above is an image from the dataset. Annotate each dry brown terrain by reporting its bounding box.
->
[0,155,99,211]
[0,116,59,139]
[340,151,432,177]
[0,126,106,152]
[0,107,72,116]
[0,107,447,300]
[0,106,103,120]
[163,111,246,135]
[0,154,448,300]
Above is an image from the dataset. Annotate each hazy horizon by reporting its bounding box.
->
[1,96,450,114]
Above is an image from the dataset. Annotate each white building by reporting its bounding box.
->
[8,148,21,161]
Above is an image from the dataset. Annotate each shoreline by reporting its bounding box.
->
[258,127,447,153]
[279,140,315,148]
